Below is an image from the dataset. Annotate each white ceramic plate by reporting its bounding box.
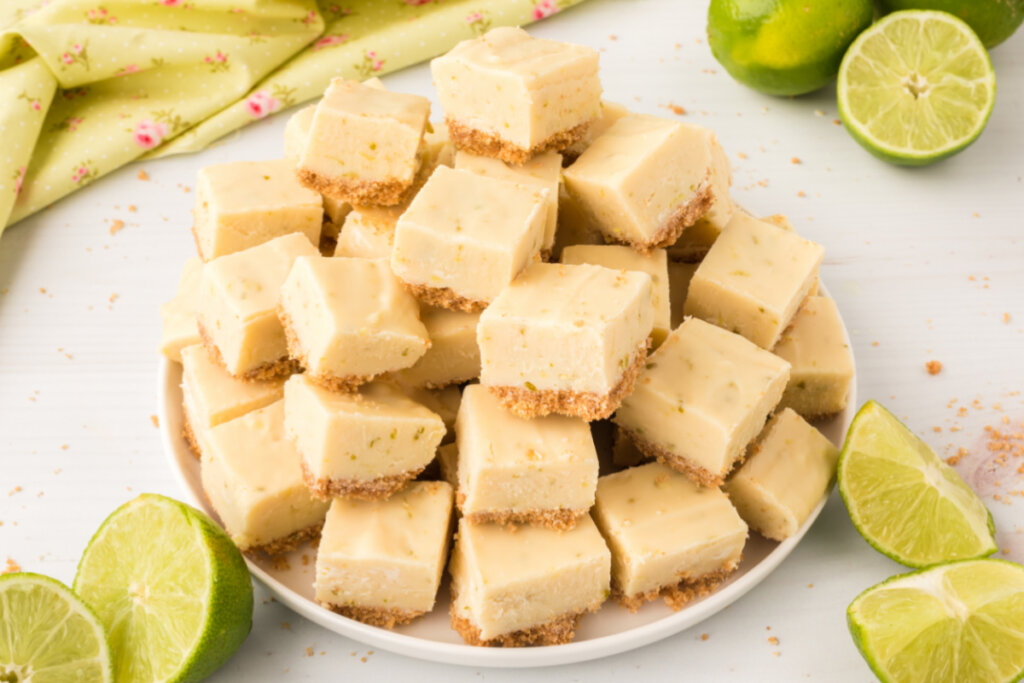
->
[158,284,856,668]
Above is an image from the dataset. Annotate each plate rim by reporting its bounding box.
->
[157,283,857,669]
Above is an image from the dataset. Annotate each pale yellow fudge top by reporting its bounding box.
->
[725,408,839,540]
[563,115,713,246]
[284,78,385,163]
[564,100,629,159]
[319,480,453,561]
[431,27,602,150]
[198,159,322,218]
[455,384,598,513]
[200,232,319,324]
[390,166,548,303]
[300,79,429,183]
[333,214,394,259]
[180,343,284,429]
[454,150,561,250]
[203,400,329,547]
[773,296,853,377]
[561,245,671,346]
[685,212,824,348]
[279,255,428,376]
[159,257,203,363]
[594,461,747,595]
[477,262,653,394]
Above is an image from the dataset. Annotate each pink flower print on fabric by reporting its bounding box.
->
[133,120,168,149]
[244,91,281,119]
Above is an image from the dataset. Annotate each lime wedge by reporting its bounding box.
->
[837,10,996,165]
[838,401,996,567]
[74,494,253,683]
[848,559,1024,683]
[0,572,112,682]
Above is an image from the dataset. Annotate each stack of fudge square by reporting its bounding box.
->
[159,27,854,647]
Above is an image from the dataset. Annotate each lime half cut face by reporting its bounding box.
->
[837,10,996,165]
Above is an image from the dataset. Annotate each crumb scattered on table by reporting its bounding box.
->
[109,219,124,235]
[926,360,943,375]
[3,558,21,574]
[137,169,149,181]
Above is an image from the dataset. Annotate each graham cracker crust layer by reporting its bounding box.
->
[614,561,740,613]
[450,605,590,647]
[610,175,715,253]
[278,307,377,392]
[190,223,209,262]
[181,406,202,460]
[459,501,589,532]
[241,522,324,559]
[300,461,423,501]
[401,281,488,314]
[320,602,424,629]
[619,428,730,488]
[197,321,299,382]
[296,167,412,207]
[446,118,590,166]
[487,340,648,422]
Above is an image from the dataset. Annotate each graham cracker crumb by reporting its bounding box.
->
[488,340,648,422]
[198,321,299,381]
[620,428,729,487]
[321,603,424,629]
[240,522,323,558]
[300,460,423,501]
[462,505,589,531]
[926,360,943,375]
[768,636,779,645]
[400,281,488,313]
[296,167,413,207]
[614,562,738,612]
[150,414,159,428]
[3,558,21,574]
[449,604,593,647]
[700,633,709,641]
[128,205,136,212]
[137,169,149,181]
[109,219,125,235]
[446,117,590,166]
[181,408,202,460]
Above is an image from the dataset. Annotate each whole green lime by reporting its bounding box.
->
[708,0,875,96]
[875,0,1024,47]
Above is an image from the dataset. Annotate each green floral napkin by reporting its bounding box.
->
[0,0,584,235]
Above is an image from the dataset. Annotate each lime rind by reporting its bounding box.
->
[848,559,1024,683]
[837,10,996,165]
[0,572,113,683]
[73,493,252,683]
[838,401,997,568]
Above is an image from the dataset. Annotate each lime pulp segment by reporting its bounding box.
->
[848,559,1024,683]
[838,401,996,567]
[0,572,112,683]
[837,10,996,164]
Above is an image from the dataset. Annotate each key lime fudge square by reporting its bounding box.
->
[477,262,654,421]
[197,233,318,380]
[724,408,839,541]
[432,27,602,166]
[192,159,322,262]
[560,245,671,348]
[684,212,824,349]
[772,295,854,419]
[297,79,431,206]
[563,114,716,251]
[284,374,445,500]
[593,461,748,611]
[180,344,284,460]
[201,400,329,556]
[390,166,549,313]
[278,255,429,391]
[448,515,611,647]
[393,306,481,389]
[315,481,454,629]
[562,100,629,164]
[454,384,598,530]
[159,257,203,363]
[454,150,562,257]
[615,318,790,487]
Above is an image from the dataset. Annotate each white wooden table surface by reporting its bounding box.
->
[2,0,1023,680]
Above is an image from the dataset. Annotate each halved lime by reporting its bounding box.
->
[0,572,112,682]
[838,401,996,567]
[74,494,253,683]
[848,559,1024,683]
[837,10,997,165]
